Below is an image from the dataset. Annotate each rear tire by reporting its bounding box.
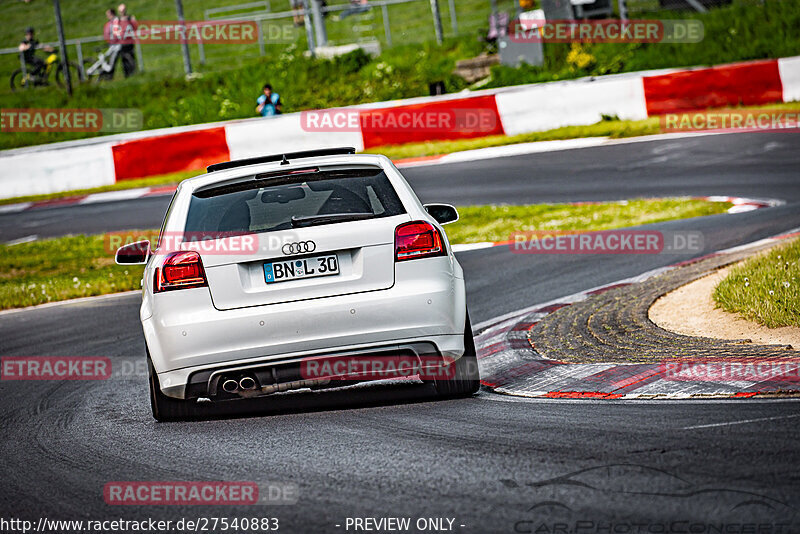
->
[432,313,481,398]
[148,352,201,422]
[10,69,30,92]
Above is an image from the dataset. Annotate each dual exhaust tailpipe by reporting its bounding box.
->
[219,374,330,396]
[221,375,257,394]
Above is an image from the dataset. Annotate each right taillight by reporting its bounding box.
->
[395,221,446,261]
[153,251,208,293]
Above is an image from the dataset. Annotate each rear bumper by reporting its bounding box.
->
[143,257,466,399]
[164,336,464,400]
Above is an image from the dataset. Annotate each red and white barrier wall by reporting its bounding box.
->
[1,56,798,200]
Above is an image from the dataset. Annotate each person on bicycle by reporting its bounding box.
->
[18,27,53,76]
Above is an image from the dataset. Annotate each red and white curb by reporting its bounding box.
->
[474,228,800,399]
[451,196,784,253]
[3,55,798,199]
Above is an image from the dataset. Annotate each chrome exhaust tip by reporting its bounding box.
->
[239,376,257,391]
[222,379,239,393]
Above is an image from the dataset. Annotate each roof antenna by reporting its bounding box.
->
[280,154,289,166]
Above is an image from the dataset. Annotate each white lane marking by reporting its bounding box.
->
[394,138,611,169]
[5,235,37,245]
[682,413,800,430]
[452,242,495,252]
[435,137,609,164]
[78,188,151,204]
[727,205,759,213]
[0,202,32,214]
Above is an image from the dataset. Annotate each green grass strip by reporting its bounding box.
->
[0,197,731,310]
[714,238,800,328]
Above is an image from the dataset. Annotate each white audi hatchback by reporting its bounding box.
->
[116,147,479,421]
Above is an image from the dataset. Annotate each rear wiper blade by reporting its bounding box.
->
[290,212,375,228]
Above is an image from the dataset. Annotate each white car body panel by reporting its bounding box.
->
[138,154,467,399]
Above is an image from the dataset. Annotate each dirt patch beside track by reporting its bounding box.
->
[650,266,800,348]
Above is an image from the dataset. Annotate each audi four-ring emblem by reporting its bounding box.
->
[282,240,317,255]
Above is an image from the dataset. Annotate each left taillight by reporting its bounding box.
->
[153,251,208,293]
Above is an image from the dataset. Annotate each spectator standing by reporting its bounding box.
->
[256,84,282,117]
[291,0,305,27]
[116,3,137,77]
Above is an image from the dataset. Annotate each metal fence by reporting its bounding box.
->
[193,0,464,61]
[0,0,464,86]
[0,0,735,89]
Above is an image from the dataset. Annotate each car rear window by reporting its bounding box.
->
[184,167,406,235]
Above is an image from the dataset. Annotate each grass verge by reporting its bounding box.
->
[0,233,145,311]
[0,197,732,310]
[448,198,731,243]
[713,238,800,328]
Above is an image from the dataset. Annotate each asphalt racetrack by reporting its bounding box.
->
[1,130,799,532]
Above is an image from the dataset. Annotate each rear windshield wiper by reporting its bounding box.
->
[290,212,375,228]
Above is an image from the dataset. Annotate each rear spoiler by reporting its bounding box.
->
[206,147,356,173]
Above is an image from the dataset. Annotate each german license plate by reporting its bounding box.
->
[264,254,339,284]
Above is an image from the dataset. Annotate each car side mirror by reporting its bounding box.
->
[424,203,459,225]
[115,240,151,265]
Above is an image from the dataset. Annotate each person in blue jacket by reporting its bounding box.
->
[256,84,282,117]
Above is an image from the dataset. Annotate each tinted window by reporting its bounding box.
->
[185,168,405,235]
